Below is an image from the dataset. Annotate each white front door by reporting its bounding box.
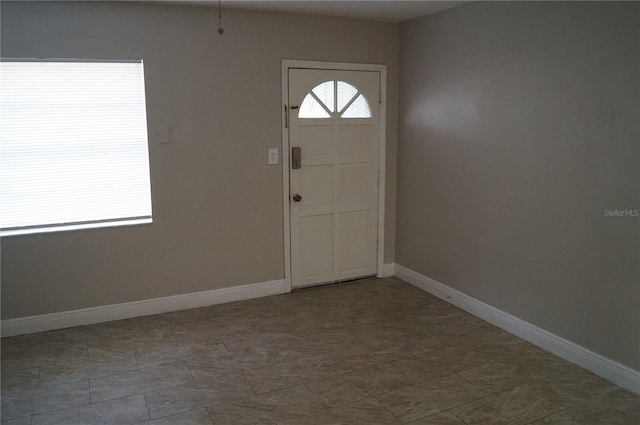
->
[288,69,380,289]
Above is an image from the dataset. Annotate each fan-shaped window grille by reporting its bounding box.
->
[298,81,371,119]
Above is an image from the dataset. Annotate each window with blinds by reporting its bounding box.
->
[0,60,152,236]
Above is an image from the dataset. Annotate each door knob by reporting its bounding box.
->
[292,194,302,202]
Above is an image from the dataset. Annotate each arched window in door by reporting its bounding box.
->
[298,81,371,119]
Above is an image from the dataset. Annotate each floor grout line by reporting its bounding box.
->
[142,391,152,423]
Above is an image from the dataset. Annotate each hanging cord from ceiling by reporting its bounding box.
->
[217,0,224,34]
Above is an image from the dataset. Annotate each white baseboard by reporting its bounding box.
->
[394,264,640,395]
[1,279,286,338]
[382,263,396,277]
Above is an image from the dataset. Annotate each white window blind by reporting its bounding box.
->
[0,60,152,236]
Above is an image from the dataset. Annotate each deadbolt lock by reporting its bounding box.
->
[292,146,301,169]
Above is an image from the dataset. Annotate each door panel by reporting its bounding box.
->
[338,163,371,206]
[338,210,371,275]
[299,125,334,158]
[300,214,333,282]
[339,124,372,156]
[289,69,380,289]
[299,166,333,208]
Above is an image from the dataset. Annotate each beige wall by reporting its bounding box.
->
[397,1,639,370]
[0,1,399,319]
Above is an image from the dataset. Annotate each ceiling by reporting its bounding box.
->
[146,1,471,23]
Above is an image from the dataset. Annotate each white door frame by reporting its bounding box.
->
[281,59,387,293]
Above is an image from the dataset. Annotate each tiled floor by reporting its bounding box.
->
[1,277,638,424]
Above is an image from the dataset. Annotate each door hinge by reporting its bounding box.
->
[284,105,288,129]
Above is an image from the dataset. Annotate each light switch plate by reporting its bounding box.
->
[268,148,279,165]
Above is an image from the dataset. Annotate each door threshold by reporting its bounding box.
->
[291,274,377,292]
